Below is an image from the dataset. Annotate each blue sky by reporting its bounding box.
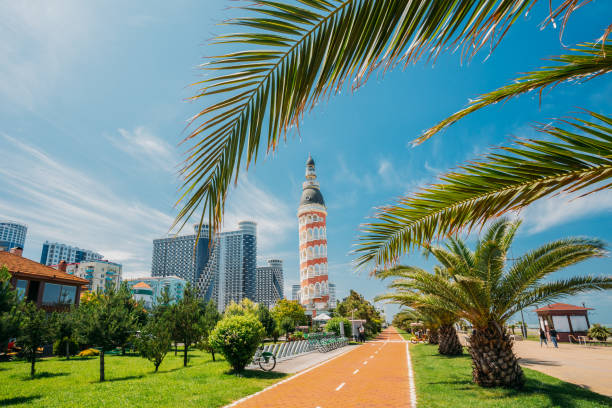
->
[1,1,611,325]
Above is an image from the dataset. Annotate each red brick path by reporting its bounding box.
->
[228,327,413,408]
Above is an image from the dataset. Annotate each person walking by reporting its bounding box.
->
[549,328,558,348]
[539,328,548,347]
[358,325,365,343]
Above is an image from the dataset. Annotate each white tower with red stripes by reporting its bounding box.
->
[298,155,329,315]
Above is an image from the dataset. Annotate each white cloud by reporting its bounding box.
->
[109,126,178,172]
[222,176,295,254]
[519,189,612,234]
[0,133,174,278]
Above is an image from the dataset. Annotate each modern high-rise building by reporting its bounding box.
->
[328,283,337,308]
[151,221,258,311]
[297,155,331,315]
[124,276,187,307]
[255,259,284,308]
[291,284,301,302]
[217,221,257,310]
[64,260,122,293]
[0,221,27,252]
[40,241,103,266]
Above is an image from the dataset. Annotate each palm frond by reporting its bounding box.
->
[501,275,612,321]
[355,111,612,269]
[177,0,592,235]
[416,41,612,144]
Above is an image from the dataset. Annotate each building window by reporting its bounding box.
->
[42,283,62,305]
[16,280,28,300]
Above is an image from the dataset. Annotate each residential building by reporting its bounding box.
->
[297,155,331,315]
[1,248,88,312]
[0,221,27,252]
[151,224,219,303]
[255,259,284,308]
[291,284,301,302]
[64,260,122,293]
[151,221,258,311]
[328,283,337,308]
[217,221,257,310]
[131,282,154,309]
[124,276,187,307]
[40,241,103,266]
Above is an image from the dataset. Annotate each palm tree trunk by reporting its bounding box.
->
[428,328,439,345]
[438,324,462,355]
[30,354,36,378]
[468,322,524,388]
[183,342,188,367]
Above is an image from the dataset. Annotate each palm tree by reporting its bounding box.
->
[387,218,611,388]
[376,267,463,355]
[176,0,611,237]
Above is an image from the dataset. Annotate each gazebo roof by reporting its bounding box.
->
[534,303,593,313]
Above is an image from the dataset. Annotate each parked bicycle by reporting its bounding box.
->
[252,345,276,371]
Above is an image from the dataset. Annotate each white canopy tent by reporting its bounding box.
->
[313,313,332,321]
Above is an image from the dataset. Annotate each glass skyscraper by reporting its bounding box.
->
[255,259,284,308]
[0,221,27,252]
[40,241,103,266]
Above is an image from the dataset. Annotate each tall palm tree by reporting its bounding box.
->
[390,218,611,388]
[176,0,611,237]
[376,266,463,355]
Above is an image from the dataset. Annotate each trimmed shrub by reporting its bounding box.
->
[326,317,350,337]
[53,337,78,357]
[210,315,265,372]
[77,348,100,357]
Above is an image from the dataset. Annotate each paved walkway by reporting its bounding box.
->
[513,340,612,397]
[226,328,415,408]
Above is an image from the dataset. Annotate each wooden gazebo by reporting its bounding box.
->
[534,303,592,342]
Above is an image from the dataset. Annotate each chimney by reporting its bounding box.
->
[9,247,23,257]
[58,260,67,272]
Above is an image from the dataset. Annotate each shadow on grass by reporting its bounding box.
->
[0,396,42,406]
[509,378,612,408]
[23,372,69,380]
[106,374,145,382]
[227,369,287,380]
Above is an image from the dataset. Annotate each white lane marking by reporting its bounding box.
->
[363,361,368,365]
[375,351,378,354]
[222,346,358,407]
[369,355,374,359]
[335,382,346,391]
[406,342,417,407]
[353,369,359,375]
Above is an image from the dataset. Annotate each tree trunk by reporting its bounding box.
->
[438,324,462,355]
[121,346,126,356]
[183,342,188,367]
[174,342,177,356]
[155,363,160,373]
[468,322,524,388]
[66,340,70,360]
[428,329,439,345]
[99,350,105,382]
[30,354,36,378]
[211,350,215,362]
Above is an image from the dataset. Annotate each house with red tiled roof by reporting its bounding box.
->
[534,303,593,342]
[1,247,88,312]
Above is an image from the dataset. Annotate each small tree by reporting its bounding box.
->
[136,317,172,372]
[279,316,295,339]
[256,304,276,339]
[18,301,55,378]
[272,299,306,338]
[75,287,136,381]
[223,298,257,318]
[173,285,204,367]
[52,311,77,359]
[588,324,611,341]
[0,265,19,351]
[199,300,221,361]
[326,317,350,337]
[209,315,265,373]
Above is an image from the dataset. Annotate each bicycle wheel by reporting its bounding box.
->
[259,353,276,371]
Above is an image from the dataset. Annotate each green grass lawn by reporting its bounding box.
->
[396,328,412,340]
[411,344,612,407]
[0,349,286,408]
